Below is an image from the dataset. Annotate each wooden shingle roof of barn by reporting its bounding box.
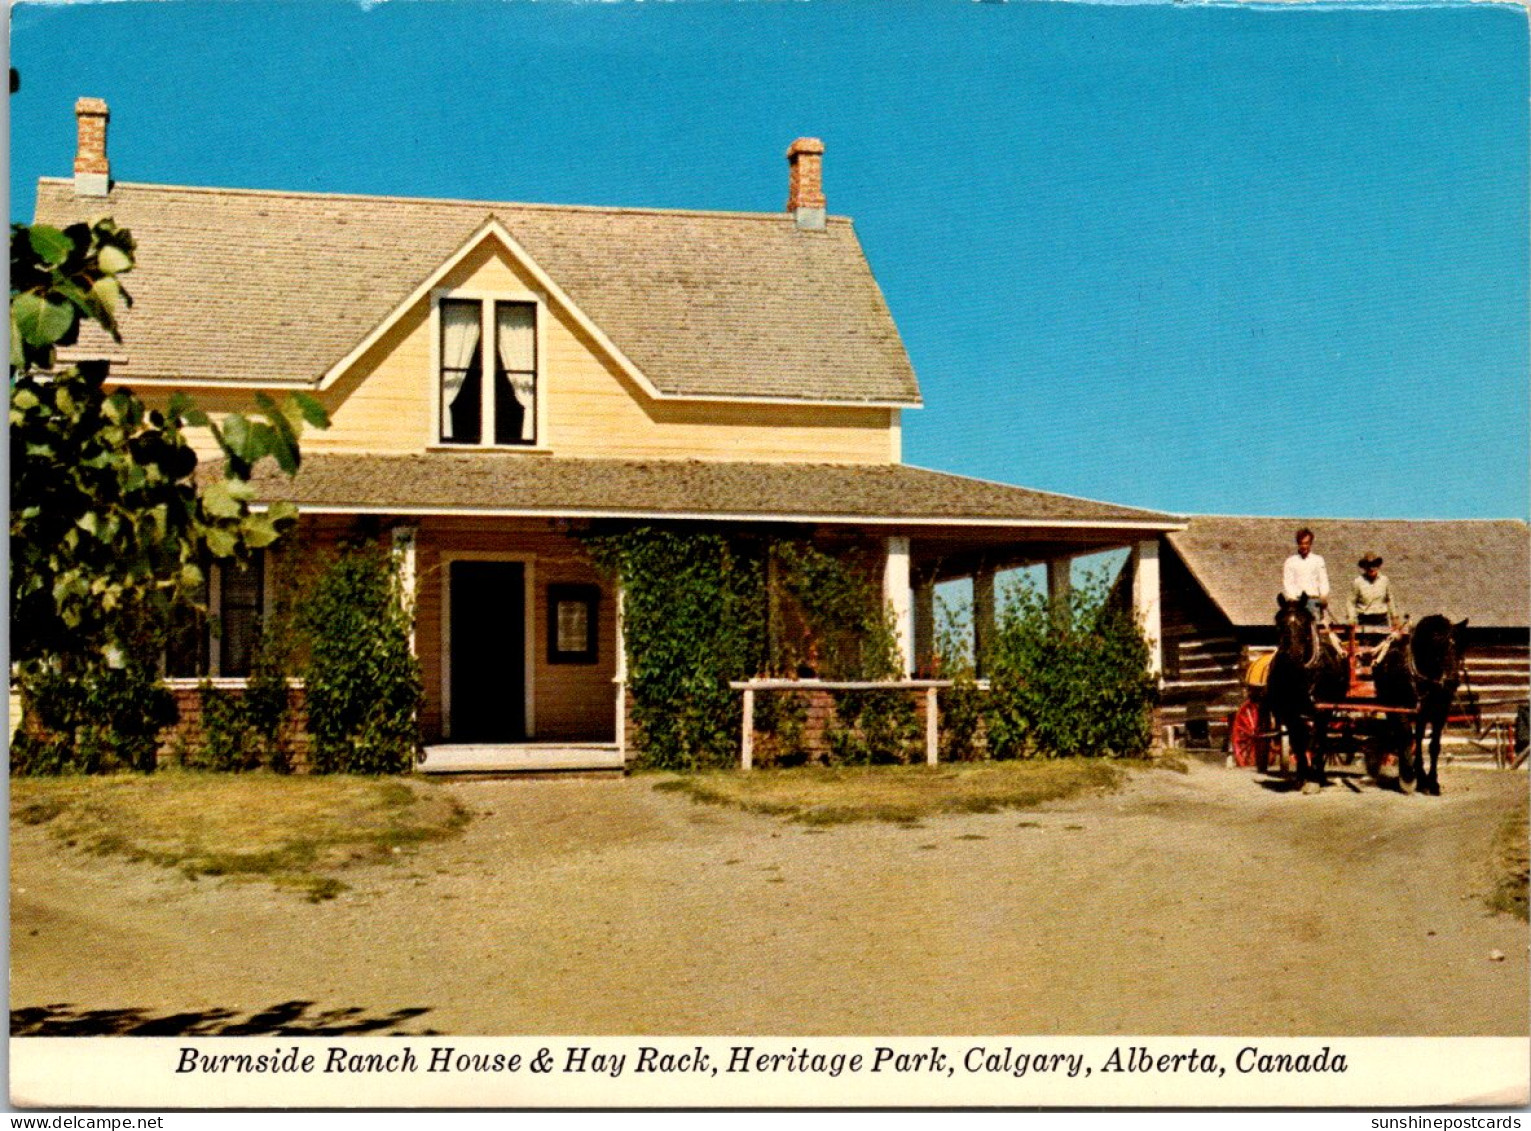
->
[33,178,921,406]
[1168,516,1531,629]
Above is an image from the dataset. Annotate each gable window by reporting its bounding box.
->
[440,297,538,446]
[165,552,267,679]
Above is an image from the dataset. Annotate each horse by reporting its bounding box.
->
[1266,593,1349,794]
[1373,615,1469,795]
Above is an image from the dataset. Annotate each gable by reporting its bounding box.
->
[306,236,902,463]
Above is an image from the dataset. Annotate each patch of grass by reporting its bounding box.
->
[651,759,1127,825]
[1488,801,1529,922]
[9,770,470,901]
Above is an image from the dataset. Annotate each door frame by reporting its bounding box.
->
[440,551,537,740]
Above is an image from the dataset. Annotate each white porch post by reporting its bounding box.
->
[912,578,936,676]
[1047,556,1072,608]
[973,567,996,678]
[1132,540,1163,678]
[884,536,914,677]
[614,584,628,760]
[390,524,418,655]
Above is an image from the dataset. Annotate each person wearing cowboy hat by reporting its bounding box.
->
[1348,551,1398,632]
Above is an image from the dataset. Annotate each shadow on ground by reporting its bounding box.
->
[11,1000,437,1036]
[1255,769,1378,794]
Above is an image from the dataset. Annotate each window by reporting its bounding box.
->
[546,584,599,664]
[440,297,538,446]
[165,552,266,679]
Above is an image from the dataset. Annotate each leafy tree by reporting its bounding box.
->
[10,219,328,771]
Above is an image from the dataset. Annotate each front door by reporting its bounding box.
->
[448,560,526,742]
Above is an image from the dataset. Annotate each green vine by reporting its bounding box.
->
[586,527,768,771]
[585,527,923,769]
[297,538,423,774]
[195,617,295,772]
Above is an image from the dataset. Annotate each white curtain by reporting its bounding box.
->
[496,303,536,441]
[441,302,481,440]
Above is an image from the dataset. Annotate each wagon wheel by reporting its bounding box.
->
[1230,700,1270,771]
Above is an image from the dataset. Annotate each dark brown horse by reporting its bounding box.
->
[1373,615,1469,795]
[1267,594,1349,793]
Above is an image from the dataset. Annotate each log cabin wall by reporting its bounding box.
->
[1156,543,1246,749]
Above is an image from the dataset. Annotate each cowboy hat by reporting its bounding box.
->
[1358,551,1383,568]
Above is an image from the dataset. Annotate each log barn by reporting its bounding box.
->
[1147,516,1530,755]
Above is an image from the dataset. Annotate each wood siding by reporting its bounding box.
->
[141,241,899,465]
[413,516,618,743]
[1157,544,1246,748]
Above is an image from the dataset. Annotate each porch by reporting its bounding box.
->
[254,454,1186,769]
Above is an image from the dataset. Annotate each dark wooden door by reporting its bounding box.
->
[449,560,526,742]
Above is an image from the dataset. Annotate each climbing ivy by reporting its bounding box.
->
[298,539,423,774]
[586,527,923,769]
[586,527,768,770]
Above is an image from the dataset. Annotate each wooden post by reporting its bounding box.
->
[973,567,996,678]
[913,578,936,675]
[884,536,913,676]
[614,585,627,762]
[925,685,939,765]
[1046,556,1071,608]
[390,524,418,655]
[741,686,755,770]
[1132,540,1163,679]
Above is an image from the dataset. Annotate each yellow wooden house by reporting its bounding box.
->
[38,99,1184,769]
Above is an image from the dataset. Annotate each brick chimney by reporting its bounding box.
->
[786,137,826,231]
[74,97,110,197]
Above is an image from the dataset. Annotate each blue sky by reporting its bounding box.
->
[9,0,1528,520]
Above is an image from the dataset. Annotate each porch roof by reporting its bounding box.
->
[236,454,1182,532]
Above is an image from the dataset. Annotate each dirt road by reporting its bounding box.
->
[10,761,1528,1035]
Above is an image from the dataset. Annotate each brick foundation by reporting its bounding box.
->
[159,684,313,771]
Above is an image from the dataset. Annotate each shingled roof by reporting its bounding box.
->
[1168,516,1531,629]
[33,179,920,406]
[232,454,1181,529]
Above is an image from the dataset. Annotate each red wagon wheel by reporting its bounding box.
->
[1230,700,1270,771]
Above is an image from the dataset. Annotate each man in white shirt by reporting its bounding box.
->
[1282,527,1330,618]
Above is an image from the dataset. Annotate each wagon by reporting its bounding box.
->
[1228,624,1413,777]
[1228,651,1280,772]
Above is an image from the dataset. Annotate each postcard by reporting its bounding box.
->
[8,0,1528,1112]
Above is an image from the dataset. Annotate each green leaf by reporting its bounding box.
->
[242,514,281,549]
[27,225,73,267]
[204,526,238,558]
[201,479,244,519]
[96,244,133,276]
[257,420,299,475]
[289,392,331,430]
[219,413,253,462]
[266,500,299,525]
[12,291,75,347]
[88,277,123,337]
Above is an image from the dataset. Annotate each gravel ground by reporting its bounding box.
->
[10,760,1528,1036]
